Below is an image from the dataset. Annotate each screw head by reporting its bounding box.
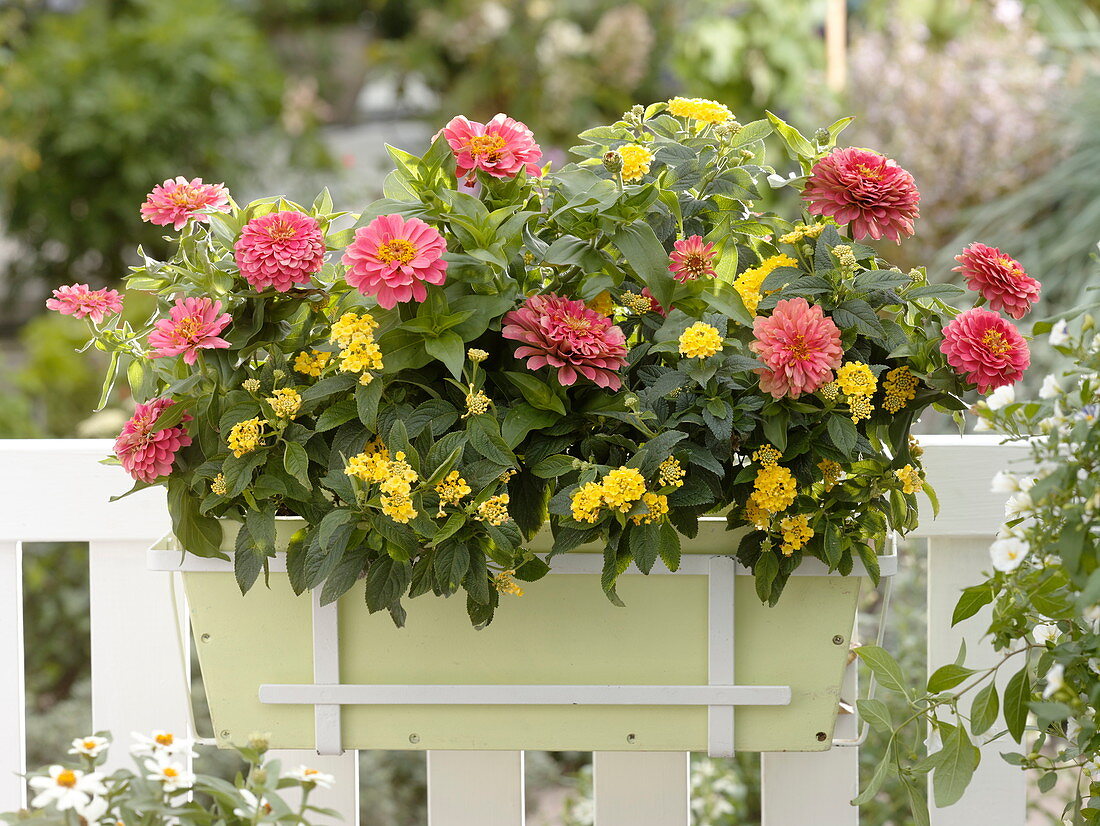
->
[408,733,420,744]
[200,633,211,643]
[816,731,828,742]
[832,635,845,645]
[220,730,230,739]
[626,733,636,744]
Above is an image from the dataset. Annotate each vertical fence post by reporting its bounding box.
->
[927,537,1027,826]
[88,539,191,773]
[0,541,26,811]
[267,751,360,825]
[761,749,859,826]
[592,752,689,826]
[427,751,524,826]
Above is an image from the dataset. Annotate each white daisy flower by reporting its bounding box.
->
[990,537,1029,572]
[29,766,106,814]
[68,736,110,758]
[1049,319,1070,346]
[1033,623,1060,645]
[986,385,1016,410]
[130,730,197,759]
[991,471,1019,494]
[145,755,195,793]
[288,766,336,789]
[1042,663,1065,699]
[233,789,269,819]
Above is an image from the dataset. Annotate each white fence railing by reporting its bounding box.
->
[0,436,1031,825]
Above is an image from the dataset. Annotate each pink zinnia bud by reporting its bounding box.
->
[147,297,232,365]
[45,284,124,324]
[953,243,1040,320]
[234,211,325,293]
[940,308,1030,394]
[802,147,920,243]
[640,288,668,317]
[441,114,544,182]
[502,294,628,390]
[750,297,844,398]
[115,398,192,483]
[140,177,230,231]
[341,214,448,310]
[668,235,717,283]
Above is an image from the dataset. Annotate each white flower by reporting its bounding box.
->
[1005,491,1033,518]
[1043,663,1065,699]
[991,471,1020,493]
[288,766,335,789]
[1084,605,1100,632]
[924,726,943,756]
[1049,319,1070,346]
[68,735,109,758]
[990,536,1029,571]
[29,766,106,814]
[1033,623,1060,645]
[233,790,268,819]
[1066,717,1081,742]
[130,730,197,759]
[145,755,195,793]
[973,416,994,432]
[1089,658,1100,676]
[1019,476,1036,492]
[1040,374,1062,399]
[1085,757,1100,778]
[986,384,1016,410]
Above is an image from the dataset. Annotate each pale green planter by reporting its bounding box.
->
[154,519,871,753]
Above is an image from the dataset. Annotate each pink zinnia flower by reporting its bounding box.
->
[668,235,717,283]
[641,288,668,317]
[441,114,543,182]
[940,308,1030,393]
[502,294,628,390]
[953,243,1040,320]
[802,147,920,242]
[147,297,232,365]
[234,211,325,293]
[750,297,844,398]
[342,214,448,310]
[115,398,192,483]
[45,284,124,324]
[140,177,230,231]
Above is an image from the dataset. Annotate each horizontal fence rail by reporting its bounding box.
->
[0,437,1030,825]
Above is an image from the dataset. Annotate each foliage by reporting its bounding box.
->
[857,311,1100,823]
[0,0,314,297]
[69,100,992,626]
[2,731,336,826]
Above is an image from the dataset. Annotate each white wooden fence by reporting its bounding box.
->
[0,436,1031,825]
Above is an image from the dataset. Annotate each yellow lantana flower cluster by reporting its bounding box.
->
[621,291,654,314]
[210,473,228,496]
[467,348,489,363]
[733,254,798,315]
[476,494,511,526]
[618,144,653,182]
[778,221,830,245]
[895,464,923,495]
[818,459,844,492]
[588,290,614,315]
[631,491,669,525]
[667,96,733,124]
[882,366,918,414]
[493,569,524,597]
[345,444,420,524]
[601,467,647,512]
[678,322,723,358]
[571,481,605,523]
[752,445,782,467]
[658,456,685,488]
[228,417,266,457]
[293,350,331,378]
[779,514,814,556]
[330,312,383,382]
[836,362,877,423]
[266,388,301,420]
[464,390,491,417]
[434,471,471,517]
[818,381,839,401]
[569,465,668,525]
[750,464,797,514]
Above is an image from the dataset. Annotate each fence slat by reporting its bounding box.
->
[927,536,1027,825]
[267,750,359,825]
[0,541,26,811]
[592,752,689,826]
[427,751,524,826]
[89,540,191,772]
[761,749,859,826]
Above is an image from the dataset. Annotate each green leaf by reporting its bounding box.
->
[765,110,816,159]
[468,416,516,466]
[150,401,188,433]
[233,524,262,594]
[831,299,886,339]
[503,371,566,414]
[167,478,224,559]
[355,378,383,429]
[283,441,311,490]
[931,723,981,808]
[852,744,893,805]
[856,698,893,733]
[501,403,559,448]
[658,522,681,571]
[755,552,778,602]
[856,645,909,697]
[530,454,577,478]
[364,556,412,613]
[434,541,471,588]
[971,682,999,735]
[1003,666,1031,742]
[952,584,994,626]
[629,523,660,574]
[826,414,857,456]
[612,221,675,309]
[315,399,359,432]
[423,331,466,380]
[927,664,977,694]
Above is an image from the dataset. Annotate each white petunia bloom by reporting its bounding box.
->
[68,735,110,758]
[1049,319,1070,346]
[990,537,1029,572]
[1043,663,1065,699]
[1033,623,1060,645]
[986,384,1016,410]
[130,730,198,759]
[1040,375,1062,399]
[145,755,195,793]
[991,471,1020,494]
[288,766,336,789]
[29,766,106,814]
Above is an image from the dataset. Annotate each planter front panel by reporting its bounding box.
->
[185,566,859,753]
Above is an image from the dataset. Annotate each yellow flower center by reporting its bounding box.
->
[565,317,592,333]
[56,770,78,788]
[169,185,203,207]
[266,220,298,242]
[786,333,810,361]
[304,769,319,776]
[83,740,97,749]
[981,329,1012,356]
[174,315,203,340]
[155,733,175,747]
[163,767,179,779]
[857,164,883,180]
[376,239,418,265]
[465,134,507,161]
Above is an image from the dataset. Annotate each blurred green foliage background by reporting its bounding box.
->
[5,0,1100,822]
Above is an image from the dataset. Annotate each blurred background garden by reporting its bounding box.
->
[3,0,1099,822]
